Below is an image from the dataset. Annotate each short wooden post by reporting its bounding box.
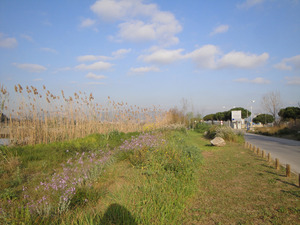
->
[245,142,248,148]
[286,164,291,177]
[275,158,280,170]
[252,145,256,152]
[268,153,271,162]
[257,147,260,155]
[262,150,265,158]
[299,174,300,187]
[249,144,252,150]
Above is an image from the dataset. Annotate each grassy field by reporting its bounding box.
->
[0,128,203,224]
[0,128,299,224]
[183,132,299,224]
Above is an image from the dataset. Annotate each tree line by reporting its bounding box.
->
[203,106,300,125]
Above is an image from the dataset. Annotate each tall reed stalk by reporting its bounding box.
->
[0,84,172,145]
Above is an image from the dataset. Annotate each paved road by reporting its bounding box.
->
[244,133,300,173]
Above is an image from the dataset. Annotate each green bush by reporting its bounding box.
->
[194,123,211,133]
[205,125,219,139]
[215,126,238,142]
[277,127,296,135]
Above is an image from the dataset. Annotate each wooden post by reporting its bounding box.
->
[299,174,300,187]
[262,150,265,158]
[268,153,271,162]
[275,158,280,170]
[257,147,260,155]
[286,164,291,177]
[249,144,252,150]
[252,145,256,152]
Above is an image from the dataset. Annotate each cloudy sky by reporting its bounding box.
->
[0,0,299,115]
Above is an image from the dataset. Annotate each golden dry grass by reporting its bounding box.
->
[0,83,178,145]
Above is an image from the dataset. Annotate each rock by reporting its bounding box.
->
[210,137,226,147]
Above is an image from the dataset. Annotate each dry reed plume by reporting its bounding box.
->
[0,83,173,145]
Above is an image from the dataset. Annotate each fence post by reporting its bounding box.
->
[268,153,271,162]
[252,145,256,152]
[262,150,265,158]
[257,147,260,155]
[286,164,291,177]
[275,158,280,170]
[249,144,252,150]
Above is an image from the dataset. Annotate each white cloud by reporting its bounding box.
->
[20,34,33,42]
[77,49,131,62]
[79,18,96,28]
[119,21,156,42]
[210,24,229,36]
[139,49,184,65]
[139,45,268,69]
[218,51,269,69]
[112,48,131,58]
[0,33,17,48]
[274,55,300,71]
[129,66,160,74]
[86,72,107,79]
[185,45,221,69]
[74,61,113,70]
[77,55,112,62]
[90,0,157,21]
[285,76,300,85]
[234,77,270,84]
[90,0,181,46]
[237,0,265,9]
[41,47,58,54]
[33,78,43,81]
[12,63,47,73]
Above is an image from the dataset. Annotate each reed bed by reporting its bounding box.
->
[0,83,171,145]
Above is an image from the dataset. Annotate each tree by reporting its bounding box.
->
[278,107,300,121]
[203,107,251,122]
[253,114,274,124]
[203,114,214,121]
[261,91,281,122]
[214,112,226,121]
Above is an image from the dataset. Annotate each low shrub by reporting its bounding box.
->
[254,122,300,140]
[205,125,219,139]
[194,123,211,133]
[206,125,244,142]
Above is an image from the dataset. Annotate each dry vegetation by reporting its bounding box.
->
[0,83,179,145]
[253,120,300,140]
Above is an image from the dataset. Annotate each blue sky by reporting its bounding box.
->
[0,0,299,116]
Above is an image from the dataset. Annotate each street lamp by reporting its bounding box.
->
[250,100,255,126]
[246,100,255,130]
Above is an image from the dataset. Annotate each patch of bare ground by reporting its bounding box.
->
[201,151,214,158]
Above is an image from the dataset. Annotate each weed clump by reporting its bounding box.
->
[206,125,244,142]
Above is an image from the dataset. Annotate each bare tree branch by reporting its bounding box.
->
[261,91,282,122]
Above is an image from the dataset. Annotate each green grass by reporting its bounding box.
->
[1,128,299,224]
[183,133,300,224]
[0,129,203,224]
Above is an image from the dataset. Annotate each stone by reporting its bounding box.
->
[210,137,226,147]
